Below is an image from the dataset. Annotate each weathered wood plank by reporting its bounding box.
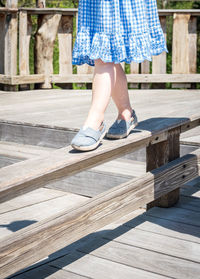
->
[103,224,200,263]
[50,250,168,279]
[146,206,200,227]
[147,127,180,209]
[0,74,45,84]
[57,15,73,89]
[141,60,150,89]
[34,13,61,88]
[0,117,199,203]
[77,238,200,279]
[123,210,200,244]
[152,16,167,89]
[0,192,88,239]
[0,14,5,76]
[19,11,32,90]
[172,13,190,88]
[0,141,54,159]
[4,0,18,91]
[0,188,66,214]
[0,149,199,278]
[11,264,87,279]
[51,74,200,83]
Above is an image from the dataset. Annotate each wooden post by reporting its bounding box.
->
[4,0,18,91]
[57,15,73,89]
[0,13,6,90]
[76,12,94,89]
[188,16,197,89]
[146,127,180,210]
[19,11,32,90]
[152,16,167,89]
[141,60,150,89]
[129,62,139,89]
[172,13,190,89]
[34,13,61,88]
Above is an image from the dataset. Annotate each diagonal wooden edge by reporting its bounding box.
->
[0,115,199,203]
[0,148,200,278]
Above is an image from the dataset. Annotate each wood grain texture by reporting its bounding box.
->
[0,14,5,75]
[34,13,61,88]
[0,116,199,203]
[51,74,200,83]
[77,237,200,279]
[147,127,180,209]
[50,250,168,279]
[0,149,199,278]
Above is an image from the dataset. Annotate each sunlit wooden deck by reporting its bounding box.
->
[0,88,200,278]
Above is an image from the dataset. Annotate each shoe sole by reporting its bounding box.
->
[71,130,107,151]
[106,121,138,139]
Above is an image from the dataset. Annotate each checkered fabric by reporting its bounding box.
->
[72,0,168,66]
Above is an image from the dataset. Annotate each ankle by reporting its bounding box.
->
[117,108,133,121]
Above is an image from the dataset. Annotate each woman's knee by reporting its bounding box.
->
[94,58,114,67]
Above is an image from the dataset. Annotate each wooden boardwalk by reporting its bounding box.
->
[0,88,200,278]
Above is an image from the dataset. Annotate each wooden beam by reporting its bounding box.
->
[0,148,199,278]
[146,127,180,209]
[19,11,32,90]
[0,74,45,84]
[4,0,18,91]
[34,13,61,88]
[0,116,199,203]
[51,74,200,84]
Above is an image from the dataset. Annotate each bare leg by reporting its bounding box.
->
[111,63,132,121]
[83,59,115,130]
[83,60,133,130]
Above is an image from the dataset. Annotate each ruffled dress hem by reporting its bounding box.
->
[72,26,168,67]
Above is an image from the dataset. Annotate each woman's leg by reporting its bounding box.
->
[111,63,133,121]
[83,59,115,130]
[83,60,132,130]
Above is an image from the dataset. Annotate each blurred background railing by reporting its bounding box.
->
[0,0,200,91]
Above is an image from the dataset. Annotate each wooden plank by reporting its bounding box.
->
[0,192,88,239]
[0,149,199,278]
[17,8,200,16]
[0,116,199,203]
[0,122,75,148]
[57,15,73,89]
[188,16,197,75]
[152,16,167,89]
[146,207,200,227]
[122,210,200,244]
[0,141,54,159]
[11,264,87,279]
[172,13,191,89]
[0,74,45,84]
[19,11,32,90]
[141,60,150,89]
[92,159,146,177]
[102,223,200,263]
[45,169,132,197]
[51,74,200,83]
[50,250,168,279]
[0,14,5,76]
[34,13,61,88]
[147,127,180,209]
[129,62,139,89]
[77,238,200,279]
[0,188,66,214]
[4,0,18,91]
[174,195,200,212]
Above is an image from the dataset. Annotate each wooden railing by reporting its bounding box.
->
[0,113,200,277]
[0,7,200,90]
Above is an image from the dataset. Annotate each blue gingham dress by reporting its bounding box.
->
[72,0,168,67]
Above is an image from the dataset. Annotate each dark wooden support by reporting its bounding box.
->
[146,127,180,209]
